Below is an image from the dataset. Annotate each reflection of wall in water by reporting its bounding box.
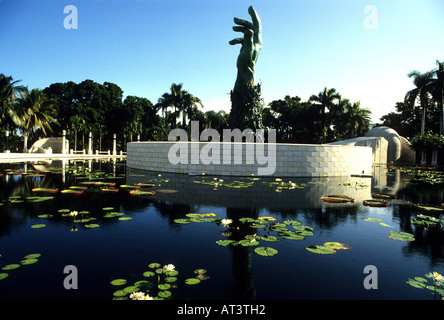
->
[126,168,371,210]
[371,165,402,195]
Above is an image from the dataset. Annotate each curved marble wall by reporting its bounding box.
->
[127,141,372,178]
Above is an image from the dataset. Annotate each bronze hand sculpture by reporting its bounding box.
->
[229,6,262,89]
[228,6,264,133]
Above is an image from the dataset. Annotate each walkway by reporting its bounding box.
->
[0,152,126,163]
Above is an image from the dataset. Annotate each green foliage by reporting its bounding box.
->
[406,272,444,299]
[410,131,444,151]
[388,231,415,241]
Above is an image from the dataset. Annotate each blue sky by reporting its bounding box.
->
[1,0,443,123]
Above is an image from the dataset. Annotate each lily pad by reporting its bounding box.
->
[148,263,161,269]
[260,235,279,242]
[61,189,84,195]
[119,185,140,189]
[84,224,100,228]
[406,279,427,289]
[32,188,58,193]
[239,239,259,247]
[143,271,155,278]
[31,224,46,229]
[185,278,201,285]
[158,283,171,290]
[158,290,172,298]
[216,240,238,246]
[306,245,336,255]
[24,253,41,259]
[388,231,415,241]
[174,219,192,224]
[123,285,140,293]
[194,269,207,275]
[254,247,278,257]
[37,214,53,218]
[363,199,389,207]
[129,190,155,196]
[321,195,354,203]
[112,290,127,297]
[323,242,351,250]
[110,279,127,286]
[165,276,178,283]
[21,258,38,265]
[0,273,8,281]
[413,204,444,213]
[2,264,21,270]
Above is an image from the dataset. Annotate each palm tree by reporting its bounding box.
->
[69,115,85,152]
[182,92,204,128]
[155,83,203,129]
[155,93,170,120]
[0,74,26,125]
[429,60,444,135]
[309,87,341,143]
[344,101,372,137]
[13,88,59,152]
[405,70,435,134]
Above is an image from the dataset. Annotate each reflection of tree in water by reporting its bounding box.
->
[225,207,258,300]
[267,205,362,230]
[407,226,444,265]
[392,204,444,263]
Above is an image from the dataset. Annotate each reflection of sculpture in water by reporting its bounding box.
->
[228,6,264,134]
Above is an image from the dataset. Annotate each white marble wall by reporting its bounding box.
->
[127,142,372,177]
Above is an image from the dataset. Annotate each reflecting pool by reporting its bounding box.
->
[0,159,443,300]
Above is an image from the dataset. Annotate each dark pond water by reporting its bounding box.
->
[0,159,443,301]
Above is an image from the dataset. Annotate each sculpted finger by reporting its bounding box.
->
[233,17,254,30]
[248,6,262,31]
[232,26,253,37]
[229,38,244,46]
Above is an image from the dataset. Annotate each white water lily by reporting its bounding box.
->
[430,272,444,282]
[164,264,175,272]
[140,294,153,300]
[221,219,233,227]
[69,211,78,217]
[130,292,145,300]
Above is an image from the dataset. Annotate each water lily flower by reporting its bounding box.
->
[140,294,153,300]
[130,292,145,300]
[221,219,233,227]
[164,264,175,272]
[69,211,78,217]
[430,272,444,282]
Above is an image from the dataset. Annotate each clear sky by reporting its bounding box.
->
[1,0,443,123]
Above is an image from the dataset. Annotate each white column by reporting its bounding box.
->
[62,130,66,154]
[113,134,117,155]
[88,132,92,155]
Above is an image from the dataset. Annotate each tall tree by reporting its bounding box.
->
[0,74,26,125]
[68,115,85,152]
[181,92,204,128]
[430,60,444,135]
[309,87,341,143]
[405,70,435,134]
[13,88,59,152]
[343,101,372,137]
